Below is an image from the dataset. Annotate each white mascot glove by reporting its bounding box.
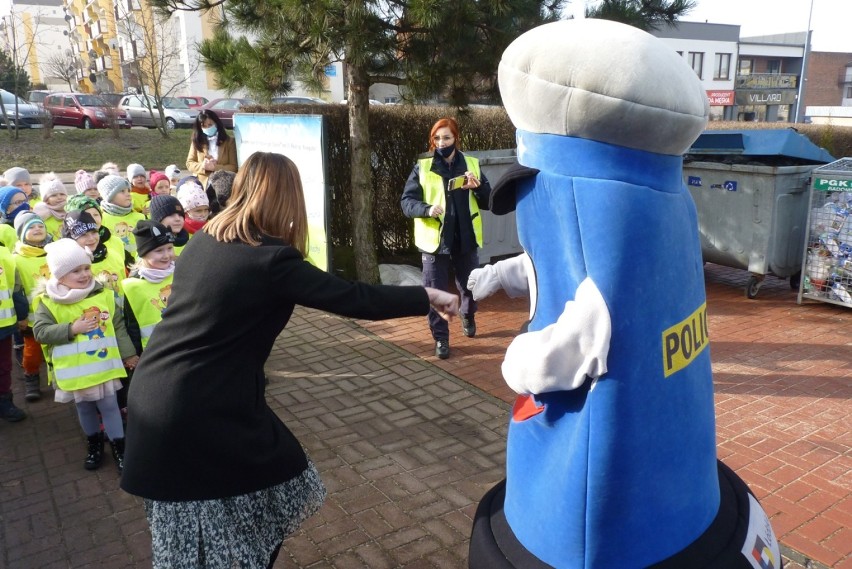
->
[502,277,611,394]
[467,265,502,301]
[467,253,532,301]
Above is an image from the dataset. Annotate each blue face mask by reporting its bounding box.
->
[7,201,30,222]
[202,125,218,137]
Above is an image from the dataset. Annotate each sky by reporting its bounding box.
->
[568,0,852,53]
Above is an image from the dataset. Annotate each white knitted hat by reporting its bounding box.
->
[177,181,209,211]
[39,172,69,200]
[164,164,181,180]
[97,174,130,203]
[45,238,92,280]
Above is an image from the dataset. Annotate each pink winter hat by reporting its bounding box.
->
[149,171,169,190]
[177,181,209,211]
[75,170,96,194]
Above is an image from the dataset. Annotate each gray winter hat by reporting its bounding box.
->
[97,174,130,203]
[127,163,146,180]
[2,167,31,186]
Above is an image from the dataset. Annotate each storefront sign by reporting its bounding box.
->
[707,90,735,105]
[735,89,797,106]
[735,74,797,89]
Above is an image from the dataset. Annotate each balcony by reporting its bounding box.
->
[735,73,798,89]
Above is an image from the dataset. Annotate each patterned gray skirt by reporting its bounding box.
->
[144,461,326,569]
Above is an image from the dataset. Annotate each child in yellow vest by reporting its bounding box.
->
[123,220,174,360]
[62,210,127,295]
[97,175,145,263]
[127,163,151,216]
[12,212,52,402]
[0,226,30,422]
[65,194,132,276]
[33,173,71,241]
[149,195,188,257]
[33,239,139,473]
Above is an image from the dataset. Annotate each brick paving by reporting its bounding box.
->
[0,261,849,568]
[362,262,852,569]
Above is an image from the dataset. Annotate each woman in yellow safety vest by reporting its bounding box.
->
[33,239,138,473]
[122,220,175,356]
[400,117,492,360]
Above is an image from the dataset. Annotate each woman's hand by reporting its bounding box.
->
[462,171,480,189]
[425,287,459,321]
[123,355,140,370]
[428,205,444,218]
[203,156,218,171]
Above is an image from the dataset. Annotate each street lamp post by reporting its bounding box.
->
[796,0,815,123]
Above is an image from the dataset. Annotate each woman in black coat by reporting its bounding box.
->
[121,151,459,569]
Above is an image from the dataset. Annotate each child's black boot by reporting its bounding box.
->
[84,432,104,470]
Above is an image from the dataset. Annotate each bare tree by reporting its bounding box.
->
[114,1,198,138]
[44,51,79,91]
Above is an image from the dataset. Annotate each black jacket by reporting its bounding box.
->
[121,230,429,501]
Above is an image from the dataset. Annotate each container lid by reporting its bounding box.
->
[685,128,835,166]
[812,157,852,174]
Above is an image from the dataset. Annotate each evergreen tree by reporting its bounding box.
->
[0,50,31,97]
[148,0,693,281]
[585,0,695,31]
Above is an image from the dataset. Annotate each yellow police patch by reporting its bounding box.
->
[662,302,709,378]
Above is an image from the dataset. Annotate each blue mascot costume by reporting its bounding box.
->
[467,19,782,569]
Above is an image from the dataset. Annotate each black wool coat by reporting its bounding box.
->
[120,231,429,501]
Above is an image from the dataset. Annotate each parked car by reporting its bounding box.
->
[98,92,130,107]
[43,92,131,129]
[0,89,51,128]
[179,96,209,109]
[26,89,51,107]
[119,94,197,130]
[199,97,256,128]
[272,96,328,105]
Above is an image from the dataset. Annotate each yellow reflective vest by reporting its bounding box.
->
[92,249,127,295]
[0,247,17,327]
[413,156,483,253]
[123,275,173,349]
[101,211,146,260]
[13,247,49,326]
[39,289,127,391]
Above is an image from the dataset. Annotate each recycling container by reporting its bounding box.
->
[797,157,852,308]
[683,129,834,298]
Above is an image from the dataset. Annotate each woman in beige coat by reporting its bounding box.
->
[185,110,238,188]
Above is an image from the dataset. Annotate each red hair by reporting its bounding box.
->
[428,117,460,152]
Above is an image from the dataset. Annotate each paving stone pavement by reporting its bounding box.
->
[1,306,509,568]
[0,262,849,568]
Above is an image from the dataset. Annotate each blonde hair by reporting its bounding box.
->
[204,152,308,255]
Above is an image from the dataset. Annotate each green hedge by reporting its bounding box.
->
[245,103,852,265]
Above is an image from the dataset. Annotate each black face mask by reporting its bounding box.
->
[437,144,456,158]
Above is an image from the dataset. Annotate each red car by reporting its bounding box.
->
[199,98,256,129]
[43,92,131,129]
[179,96,209,109]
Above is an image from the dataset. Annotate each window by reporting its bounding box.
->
[688,52,704,79]
[714,53,731,80]
[847,86,852,98]
[738,58,753,75]
[767,59,781,74]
